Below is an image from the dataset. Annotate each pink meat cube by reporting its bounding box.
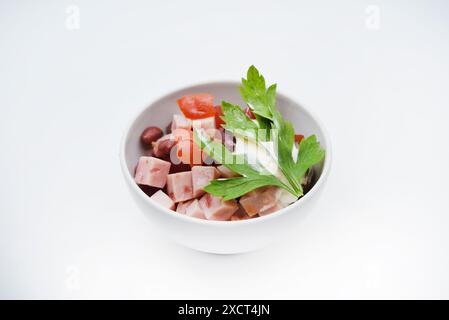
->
[134,156,171,188]
[191,166,219,197]
[176,200,193,214]
[192,116,216,130]
[216,165,240,178]
[150,190,175,210]
[259,203,283,216]
[171,114,192,131]
[185,199,206,219]
[198,193,238,221]
[230,206,252,221]
[239,187,279,217]
[166,171,194,203]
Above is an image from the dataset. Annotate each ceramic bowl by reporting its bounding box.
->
[120,82,331,254]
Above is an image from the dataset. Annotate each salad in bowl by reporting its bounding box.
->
[132,66,325,222]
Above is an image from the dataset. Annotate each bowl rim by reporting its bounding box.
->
[119,80,332,227]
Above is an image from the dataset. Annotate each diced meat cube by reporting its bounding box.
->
[216,165,240,178]
[177,139,203,165]
[185,199,206,219]
[171,114,192,131]
[198,193,238,221]
[176,200,193,214]
[239,187,293,217]
[150,190,175,210]
[134,156,171,188]
[203,128,222,142]
[259,203,283,216]
[191,166,219,197]
[239,187,279,217]
[230,206,252,221]
[192,116,216,130]
[166,171,194,203]
[171,128,193,142]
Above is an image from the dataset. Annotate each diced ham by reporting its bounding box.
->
[166,171,194,203]
[239,187,295,216]
[230,206,252,221]
[191,166,219,197]
[171,114,192,131]
[192,116,216,130]
[259,203,283,216]
[216,165,240,178]
[239,186,279,217]
[185,199,206,219]
[176,200,193,214]
[203,128,222,142]
[198,193,238,221]
[171,128,193,142]
[134,156,171,188]
[177,139,203,165]
[150,190,175,210]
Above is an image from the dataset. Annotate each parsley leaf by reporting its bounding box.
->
[194,130,296,199]
[193,65,325,200]
[220,101,258,141]
[239,65,273,121]
[295,135,325,179]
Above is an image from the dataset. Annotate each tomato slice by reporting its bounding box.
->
[177,94,215,119]
[244,107,256,119]
[295,134,304,144]
[214,105,224,128]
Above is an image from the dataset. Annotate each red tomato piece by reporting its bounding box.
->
[214,105,224,128]
[177,94,215,119]
[244,107,256,119]
[295,134,304,144]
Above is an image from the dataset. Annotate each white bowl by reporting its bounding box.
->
[119,82,331,254]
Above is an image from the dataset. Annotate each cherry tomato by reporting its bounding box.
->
[214,105,224,128]
[244,107,256,119]
[177,94,215,119]
[295,134,304,144]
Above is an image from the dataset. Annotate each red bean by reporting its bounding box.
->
[140,126,163,146]
[138,184,159,197]
[165,121,172,134]
[244,107,256,119]
[153,138,176,158]
[169,162,192,174]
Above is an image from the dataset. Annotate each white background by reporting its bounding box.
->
[1,0,449,299]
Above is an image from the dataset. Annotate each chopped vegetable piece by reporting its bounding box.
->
[214,105,225,128]
[295,134,304,144]
[177,94,215,119]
